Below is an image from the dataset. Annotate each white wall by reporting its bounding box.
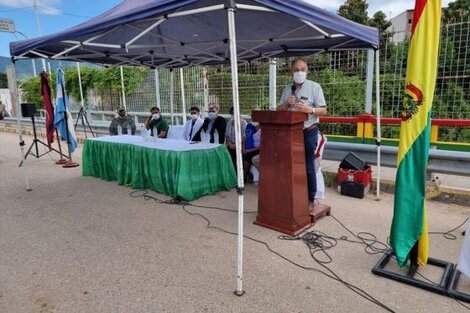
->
[0,89,12,116]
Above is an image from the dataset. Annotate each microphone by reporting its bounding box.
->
[291,84,296,95]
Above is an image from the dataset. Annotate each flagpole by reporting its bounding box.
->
[58,69,79,168]
[375,49,381,200]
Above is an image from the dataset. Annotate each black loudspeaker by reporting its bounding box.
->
[339,152,366,170]
[21,103,37,118]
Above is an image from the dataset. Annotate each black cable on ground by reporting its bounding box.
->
[128,189,470,312]
[129,189,396,313]
[429,217,469,240]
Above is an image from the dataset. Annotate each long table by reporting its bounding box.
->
[82,136,237,201]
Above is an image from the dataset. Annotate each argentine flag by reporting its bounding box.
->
[54,68,78,153]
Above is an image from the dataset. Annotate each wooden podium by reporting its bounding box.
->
[252,110,313,235]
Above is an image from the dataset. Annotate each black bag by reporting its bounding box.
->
[340,181,365,199]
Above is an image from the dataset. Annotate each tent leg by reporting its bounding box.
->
[268,58,277,110]
[7,64,32,191]
[227,5,245,297]
[180,68,187,123]
[154,69,161,109]
[170,69,175,125]
[120,66,127,110]
[375,49,381,201]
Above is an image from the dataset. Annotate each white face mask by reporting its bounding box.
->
[293,71,307,84]
[152,113,160,120]
[191,114,198,120]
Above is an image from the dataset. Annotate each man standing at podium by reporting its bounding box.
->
[278,59,327,210]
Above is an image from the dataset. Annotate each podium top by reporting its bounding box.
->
[251,110,308,125]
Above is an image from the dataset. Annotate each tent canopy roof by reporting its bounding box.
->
[10,0,379,68]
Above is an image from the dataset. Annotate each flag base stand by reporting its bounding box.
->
[372,249,455,298]
[62,160,79,168]
[55,159,68,165]
[446,269,470,302]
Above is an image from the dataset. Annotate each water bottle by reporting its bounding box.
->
[200,129,206,143]
[117,124,122,136]
[213,129,219,144]
[140,125,148,141]
[153,126,158,141]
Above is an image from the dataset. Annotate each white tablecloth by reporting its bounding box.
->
[88,135,220,152]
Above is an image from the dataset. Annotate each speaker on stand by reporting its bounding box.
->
[19,103,66,167]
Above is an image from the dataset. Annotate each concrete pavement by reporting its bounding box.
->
[1,131,470,313]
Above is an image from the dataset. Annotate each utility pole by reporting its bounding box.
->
[33,0,47,71]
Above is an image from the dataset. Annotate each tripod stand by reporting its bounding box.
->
[19,116,68,167]
[74,106,95,138]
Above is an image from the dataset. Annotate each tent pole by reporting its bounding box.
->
[375,49,381,200]
[227,4,245,297]
[77,62,85,108]
[268,58,277,110]
[154,69,161,108]
[203,67,209,113]
[7,64,31,191]
[170,69,175,125]
[365,49,374,114]
[32,60,37,76]
[120,66,127,110]
[180,68,187,123]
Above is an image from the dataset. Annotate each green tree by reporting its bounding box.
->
[20,76,43,109]
[338,0,369,25]
[442,0,470,24]
[368,11,393,46]
[0,72,7,88]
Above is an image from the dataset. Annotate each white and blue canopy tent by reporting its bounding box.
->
[10,0,380,295]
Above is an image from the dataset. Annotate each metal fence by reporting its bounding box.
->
[65,16,469,140]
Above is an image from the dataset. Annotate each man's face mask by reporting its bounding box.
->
[152,113,160,120]
[208,112,217,119]
[293,71,307,84]
[191,113,198,120]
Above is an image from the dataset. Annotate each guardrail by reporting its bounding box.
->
[320,114,470,152]
[3,116,470,178]
[324,141,470,177]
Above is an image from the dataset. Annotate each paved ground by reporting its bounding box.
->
[1,131,470,313]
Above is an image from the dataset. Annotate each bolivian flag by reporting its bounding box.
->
[390,0,441,268]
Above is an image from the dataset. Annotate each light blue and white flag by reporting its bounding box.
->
[54,68,77,153]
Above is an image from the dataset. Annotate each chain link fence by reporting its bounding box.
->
[73,16,468,140]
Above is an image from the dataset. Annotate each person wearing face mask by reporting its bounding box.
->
[145,106,169,138]
[183,106,205,142]
[243,121,261,182]
[225,106,247,170]
[109,107,136,135]
[278,59,327,211]
[201,103,226,144]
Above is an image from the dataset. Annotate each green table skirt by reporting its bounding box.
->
[82,140,237,201]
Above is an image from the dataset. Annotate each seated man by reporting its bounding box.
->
[243,122,261,181]
[225,106,247,170]
[183,106,205,142]
[202,103,226,144]
[144,106,169,138]
[109,107,136,135]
